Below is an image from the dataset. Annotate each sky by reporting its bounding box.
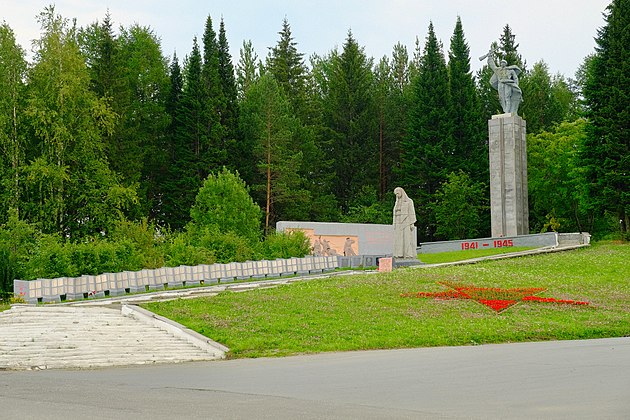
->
[1,0,611,77]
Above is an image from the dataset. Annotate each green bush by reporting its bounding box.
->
[258,230,311,260]
[190,168,262,242]
[164,233,216,267]
[198,230,256,263]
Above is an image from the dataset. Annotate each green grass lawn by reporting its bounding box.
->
[418,246,534,264]
[0,302,9,312]
[144,242,630,359]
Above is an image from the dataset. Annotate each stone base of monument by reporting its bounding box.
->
[393,258,424,268]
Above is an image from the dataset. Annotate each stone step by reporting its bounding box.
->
[0,305,223,370]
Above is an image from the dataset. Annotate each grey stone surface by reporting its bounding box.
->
[393,258,424,268]
[489,113,529,237]
[393,187,418,259]
[418,232,559,254]
[277,221,394,255]
[0,305,223,370]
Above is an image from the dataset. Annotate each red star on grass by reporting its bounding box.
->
[402,281,589,313]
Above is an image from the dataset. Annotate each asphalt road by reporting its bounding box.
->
[2,337,629,419]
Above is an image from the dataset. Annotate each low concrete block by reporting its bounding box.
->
[361,255,381,267]
[418,232,559,254]
[108,272,127,296]
[324,256,339,271]
[252,261,268,278]
[13,279,30,301]
[41,278,62,303]
[94,274,108,293]
[128,270,148,293]
[241,261,256,278]
[64,277,83,301]
[297,257,312,274]
[350,256,363,268]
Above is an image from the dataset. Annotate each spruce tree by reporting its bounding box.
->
[265,18,336,222]
[385,43,412,196]
[398,22,451,241]
[266,18,308,120]
[157,52,183,226]
[117,24,170,219]
[217,18,239,171]
[582,0,630,238]
[200,15,226,172]
[325,30,377,211]
[236,40,259,100]
[163,37,204,229]
[447,17,486,184]
[498,24,525,69]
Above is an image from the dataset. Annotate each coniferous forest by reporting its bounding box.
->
[0,1,628,295]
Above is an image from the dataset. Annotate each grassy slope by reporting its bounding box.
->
[418,246,533,264]
[144,242,630,358]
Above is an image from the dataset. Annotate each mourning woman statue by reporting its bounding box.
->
[482,48,523,115]
[393,187,417,259]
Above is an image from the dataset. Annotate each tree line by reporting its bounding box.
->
[0,2,628,292]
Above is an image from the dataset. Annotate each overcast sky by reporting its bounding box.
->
[2,0,611,77]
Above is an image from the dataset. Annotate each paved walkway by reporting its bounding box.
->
[2,337,629,419]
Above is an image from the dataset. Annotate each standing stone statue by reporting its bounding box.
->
[481,48,523,115]
[393,187,417,259]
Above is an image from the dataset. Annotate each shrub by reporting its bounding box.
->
[190,168,262,242]
[258,230,311,260]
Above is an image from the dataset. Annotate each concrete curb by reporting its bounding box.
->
[121,304,229,358]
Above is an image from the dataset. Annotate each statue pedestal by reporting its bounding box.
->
[488,113,529,237]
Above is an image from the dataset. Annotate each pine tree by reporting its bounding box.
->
[156,52,183,226]
[385,43,412,196]
[582,0,630,238]
[240,73,308,232]
[398,22,451,241]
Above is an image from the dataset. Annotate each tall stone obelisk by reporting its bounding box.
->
[488,113,529,237]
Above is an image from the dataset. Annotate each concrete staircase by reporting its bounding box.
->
[0,305,222,370]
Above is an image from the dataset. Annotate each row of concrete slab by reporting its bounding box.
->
[14,255,348,304]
